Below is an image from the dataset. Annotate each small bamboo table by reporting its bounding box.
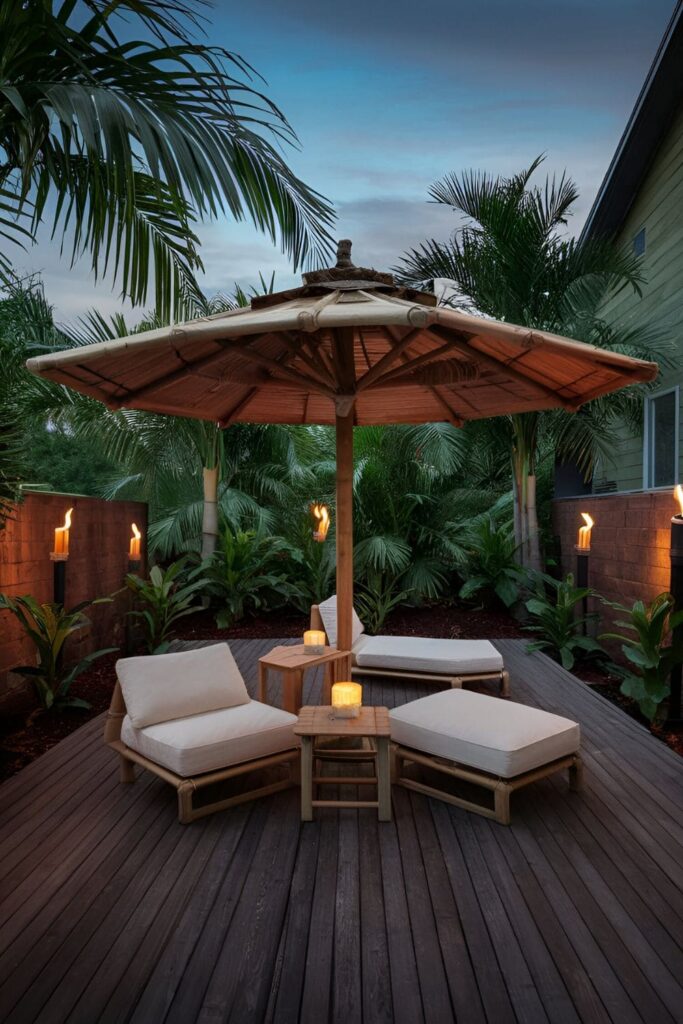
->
[257,644,351,715]
[294,705,392,822]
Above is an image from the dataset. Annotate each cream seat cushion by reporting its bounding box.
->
[318,595,365,648]
[116,643,249,729]
[352,634,503,675]
[390,689,579,778]
[121,700,299,777]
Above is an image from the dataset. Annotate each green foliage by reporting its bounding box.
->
[354,572,412,635]
[0,593,116,711]
[0,0,333,317]
[600,593,683,721]
[458,517,524,608]
[22,424,120,496]
[524,572,604,670]
[203,526,302,628]
[125,558,206,653]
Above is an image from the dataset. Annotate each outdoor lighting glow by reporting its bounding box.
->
[577,512,594,550]
[303,629,326,654]
[674,485,683,517]
[129,523,142,560]
[331,681,362,718]
[53,507,73,557]
[311,503,330,542]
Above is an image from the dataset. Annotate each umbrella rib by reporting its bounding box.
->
[278,332,337,388]
[235,345,337,397]
[430,325,582,411]
[368,341,475,389]
[357,329,372,371]
[217,387,260,428]
[355,326,424,392]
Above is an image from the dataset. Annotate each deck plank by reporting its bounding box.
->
[1,637,682,1023]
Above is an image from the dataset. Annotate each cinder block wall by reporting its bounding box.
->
[0,492,147,694]
[552,491,674,630]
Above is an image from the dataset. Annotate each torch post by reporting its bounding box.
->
[50,553,68,607]
[665,513,683,729]
[574,545,590,633]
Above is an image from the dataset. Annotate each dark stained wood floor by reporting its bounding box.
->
[1,638,682,1024]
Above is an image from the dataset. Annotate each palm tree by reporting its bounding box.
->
[0,0,334,320]
[397,157,669,570]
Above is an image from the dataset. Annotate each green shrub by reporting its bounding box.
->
[354,572,412,635]
[600,593,683,721]
[203,526,303,628]
[458,516,523,608]
[125,557,206,653]
[524,572,605,670]
[0,594,116,711]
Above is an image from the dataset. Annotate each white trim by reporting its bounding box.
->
[643,385,680,490]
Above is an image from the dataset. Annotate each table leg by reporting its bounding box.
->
[377,736,392,822]
[282,670,303,714]
[258,662,268,705]
[301,736,313,821]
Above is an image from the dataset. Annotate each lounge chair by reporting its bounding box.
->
[310,595,510,696]
[390,688,582,824]
[104,643,300,823]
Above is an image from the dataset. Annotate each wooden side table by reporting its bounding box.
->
[294,705,392,822]
[258,644,351,715]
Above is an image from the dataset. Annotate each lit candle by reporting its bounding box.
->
[577,512,594,550]
[311,503,330,542]
[331,681,362,718]
[129,522,142,560]
[303,629,326,654]
[53,508,73,557]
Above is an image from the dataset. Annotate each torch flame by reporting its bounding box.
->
[59,508,73,533]
[312,503,330,542]
[675,485,683,517]
[131,522,141,541]
[577,512,594,550]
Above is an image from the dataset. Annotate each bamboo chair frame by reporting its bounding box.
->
[310,605,510,697]
[391,744,583,825]
[104,681,300,824]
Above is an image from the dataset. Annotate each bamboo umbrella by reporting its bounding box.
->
[27,241,658,652]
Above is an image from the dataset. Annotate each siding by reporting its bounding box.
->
[592,101,683,493]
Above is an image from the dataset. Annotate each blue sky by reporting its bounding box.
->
[26,0,676,322]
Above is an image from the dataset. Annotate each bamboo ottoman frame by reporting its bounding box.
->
[104,682,300,824]
[391,744,583,825]
[310,605,510,697]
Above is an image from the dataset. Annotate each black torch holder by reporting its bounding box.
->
[574,546,590,634]
[665,515,683,729]
[50,553,67,607]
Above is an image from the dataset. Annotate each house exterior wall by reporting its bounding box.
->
[0,492,147,699]
[592,101,683,494]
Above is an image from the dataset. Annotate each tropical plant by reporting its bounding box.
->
[0,593,116,711]
[524,572,605,670]
[600,593,683,721]
[202,525,302,628]
[0,0,333,318]
[458,516,524,608]
[398,156,670,570]
[125,558,207,653]
[354,572,412,635]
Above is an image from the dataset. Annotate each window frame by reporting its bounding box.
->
[643,384,680,490]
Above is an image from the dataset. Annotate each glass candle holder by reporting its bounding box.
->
[303,629,326,654]
[331,681,362,718]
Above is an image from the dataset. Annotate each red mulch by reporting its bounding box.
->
[2,602,680,780]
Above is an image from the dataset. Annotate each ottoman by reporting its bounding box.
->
[390,689,582,824]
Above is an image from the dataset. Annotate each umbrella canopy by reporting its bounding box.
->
[27,241,658,651]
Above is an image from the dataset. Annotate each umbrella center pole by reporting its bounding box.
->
[335,404,355,661]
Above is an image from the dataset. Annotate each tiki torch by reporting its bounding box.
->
[128,522,142,573]
[50,507,73,606]
[666,486,683,728]
[575,512,594,632]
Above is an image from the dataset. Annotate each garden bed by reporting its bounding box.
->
[1,603,680,780]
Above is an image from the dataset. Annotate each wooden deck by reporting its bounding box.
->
[1,638,682,1024]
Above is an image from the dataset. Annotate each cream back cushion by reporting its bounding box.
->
[318,594,365,649]
[117,643,249,728]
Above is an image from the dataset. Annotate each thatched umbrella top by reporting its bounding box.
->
[26,241,657,425]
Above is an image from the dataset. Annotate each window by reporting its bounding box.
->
[644,387,679,489]
[633,227,646,257]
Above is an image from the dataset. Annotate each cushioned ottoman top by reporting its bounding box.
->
[390,689,579,779]
[352,635,503,675]
[121,701,299,778]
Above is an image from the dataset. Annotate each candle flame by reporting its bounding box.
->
[311,503,330,541]
[131,522,141,541]
[58,508,73,533]
[675,485,683,516]
[577,512,594,550]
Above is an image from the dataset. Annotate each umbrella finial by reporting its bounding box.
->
[336,239,354,269]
